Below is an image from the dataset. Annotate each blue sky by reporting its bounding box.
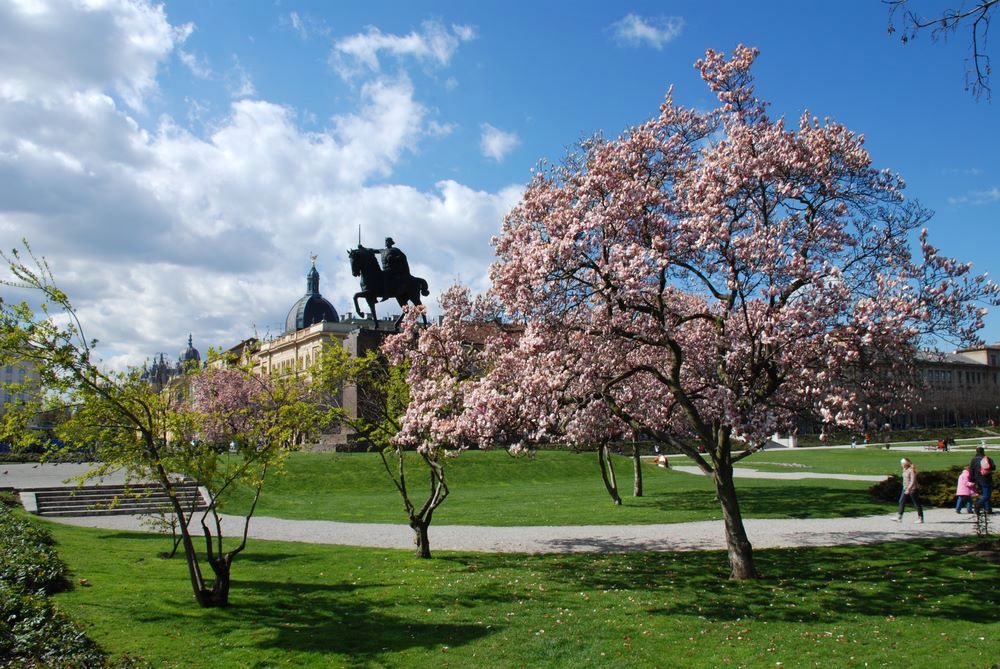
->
[0,0,997,368]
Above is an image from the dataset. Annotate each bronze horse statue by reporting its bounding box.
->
[349,246,429,329]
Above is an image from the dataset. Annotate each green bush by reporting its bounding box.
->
[0,510,145,668]
[0,582,108,668]
[869,465,998,507]
[0,506,69,594]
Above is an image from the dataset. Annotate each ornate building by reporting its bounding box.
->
[0,359,39,415]
[140,334,202,391]
[252,260,396,448]
[284,258,339,334]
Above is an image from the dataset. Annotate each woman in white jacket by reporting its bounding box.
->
[893,458,924,524]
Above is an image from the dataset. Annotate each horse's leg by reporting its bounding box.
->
[393,297,408,330]
[367,297,378,329]
[353,292,365,319]
[410,292,428,325]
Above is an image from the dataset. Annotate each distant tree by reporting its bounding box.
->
[887,0,997,99]
[395,46,998,580]
[0,242,320,607]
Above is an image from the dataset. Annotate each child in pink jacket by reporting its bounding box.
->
[956,466,977,514]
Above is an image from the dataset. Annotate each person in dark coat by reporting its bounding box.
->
[970,446,994,514]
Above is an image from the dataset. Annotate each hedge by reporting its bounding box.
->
[0,506,69,595]
[0,506,146,668]
[869,465,998,508]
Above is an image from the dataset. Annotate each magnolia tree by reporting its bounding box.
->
[395,46,998,579]
[381,290,525,557]
[0,243,321,606]
[311,346,445,557]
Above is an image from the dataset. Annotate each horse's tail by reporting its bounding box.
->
[419,278,429,297]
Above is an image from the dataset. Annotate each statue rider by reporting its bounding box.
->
[374,237,410,280]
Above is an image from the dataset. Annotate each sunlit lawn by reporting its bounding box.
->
[729,445,979,475]
[45,520,999,669]
[214,448,982,526]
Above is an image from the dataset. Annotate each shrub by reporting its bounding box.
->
[0,582,109,668]
[869,465,998,507]
[0,506,69,594]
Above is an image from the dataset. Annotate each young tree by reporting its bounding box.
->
[313,345,450,558]
[400,47,998,579]
[381,288,543,557]
[0,242,319,606]
[174,364,322,605]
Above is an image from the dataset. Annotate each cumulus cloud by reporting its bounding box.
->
[480,123,520,162]
[0,0,188,110]
[0,3,520,368]
[611,13,684,50]
[332,20,476,78]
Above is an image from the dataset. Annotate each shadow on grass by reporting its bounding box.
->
[440,538,999,625]
[128,577,496,661]
[639,483,886,519]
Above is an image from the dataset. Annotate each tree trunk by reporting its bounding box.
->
[598,444,622,505]
[162,480,213,607]
[712,461,759,579]
[204,556,233,607]
[632,442,643,497]
[411,518,432,559]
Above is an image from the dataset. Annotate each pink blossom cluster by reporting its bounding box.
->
[388,46,999,462]
[189,367,275,446]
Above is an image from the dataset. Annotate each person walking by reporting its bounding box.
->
[955,466,976,514]
[970,446,994,514]
[893,458,924,523]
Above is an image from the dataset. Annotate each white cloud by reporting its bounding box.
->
[284,11,329,40]
[332,20,476,78]
[480,123,520,162]
[178,49,211,79]
[611,14,684,50]
[948,186,1000,206]
[0,4,519,369]
[290,11,306,39]
[943,167,982,176]
[0,0,187,110]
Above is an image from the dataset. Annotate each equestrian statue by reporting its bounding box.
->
[349,237,429,330]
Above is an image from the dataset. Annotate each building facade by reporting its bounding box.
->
[0,359,39,415]
[904,344,1000,428]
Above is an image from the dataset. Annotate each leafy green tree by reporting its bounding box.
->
[0,242,320,607]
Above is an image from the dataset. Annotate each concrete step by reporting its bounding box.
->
[25,482,208,517]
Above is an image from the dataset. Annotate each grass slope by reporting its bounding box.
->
[44,520,999,669]
[219,449,977,526]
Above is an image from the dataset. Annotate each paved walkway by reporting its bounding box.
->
[3,463,984,554]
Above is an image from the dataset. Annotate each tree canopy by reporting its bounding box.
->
[392,46,998,579]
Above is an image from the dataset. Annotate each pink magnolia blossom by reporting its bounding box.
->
[388,46,999,578]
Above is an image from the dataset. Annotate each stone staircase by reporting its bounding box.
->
[21,481,208,517]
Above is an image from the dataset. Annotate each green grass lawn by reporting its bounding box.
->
[217,448,984,526]
[43,519,999,669]
[731,446,978,475]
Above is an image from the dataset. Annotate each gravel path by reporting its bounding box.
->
[45,508,977,554]
[5,462,982,554]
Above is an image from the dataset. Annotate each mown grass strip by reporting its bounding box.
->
[45,519,999,669]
